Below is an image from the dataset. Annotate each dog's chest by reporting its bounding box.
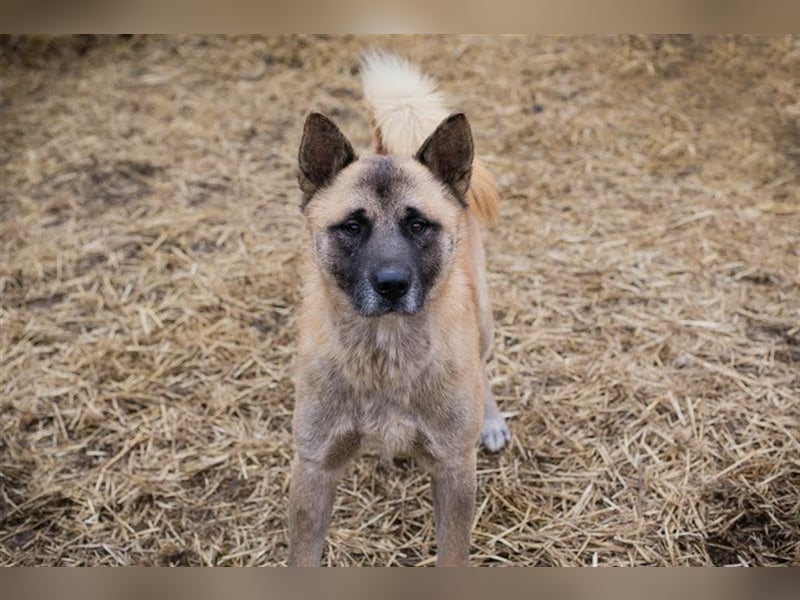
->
[360,401,419,460]
[337,318,433,389]
[330,319,446,460]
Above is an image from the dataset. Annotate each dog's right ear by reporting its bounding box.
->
[298,112,356,208]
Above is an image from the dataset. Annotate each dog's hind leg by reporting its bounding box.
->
[481,384,511,452]
[478,310,510,452]
[468,213,511,453]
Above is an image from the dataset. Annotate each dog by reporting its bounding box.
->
[287,51,510,567]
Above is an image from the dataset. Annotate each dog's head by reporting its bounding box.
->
[297,112,473,317]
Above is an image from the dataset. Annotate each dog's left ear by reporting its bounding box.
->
[415,113,474,204]
[298,112,356,208]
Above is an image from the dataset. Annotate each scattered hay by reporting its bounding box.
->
[1,35,798,566]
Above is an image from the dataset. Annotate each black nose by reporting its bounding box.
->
[373,267,410,301]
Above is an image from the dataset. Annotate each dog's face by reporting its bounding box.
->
[297,112,473,317]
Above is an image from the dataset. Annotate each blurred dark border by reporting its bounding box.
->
[1,567,799,595]
[2,1,800,33]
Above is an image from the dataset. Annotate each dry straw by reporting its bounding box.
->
[1,35,798,566]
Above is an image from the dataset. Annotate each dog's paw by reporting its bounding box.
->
[480,414,511,452]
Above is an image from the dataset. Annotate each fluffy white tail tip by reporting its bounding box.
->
[360,50,450,156]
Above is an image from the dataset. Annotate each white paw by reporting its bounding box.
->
[480,414,511,452]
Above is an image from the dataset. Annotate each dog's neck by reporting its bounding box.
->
[327,298,436,389]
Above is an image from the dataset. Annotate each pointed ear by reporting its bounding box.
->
[415,113,474,203]
[298,112,356,207]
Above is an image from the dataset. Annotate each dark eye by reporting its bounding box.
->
[342,220,362,236]
[409,219,428,235]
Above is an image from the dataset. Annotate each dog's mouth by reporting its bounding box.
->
[350,282,425,317]
[364,304,422,317]
[354,301,424,318]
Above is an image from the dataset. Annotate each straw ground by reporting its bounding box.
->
[1,35,798,566]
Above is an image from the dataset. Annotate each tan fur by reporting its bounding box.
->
[467,159,501,226]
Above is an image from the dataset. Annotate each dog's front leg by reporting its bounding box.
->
[431,450,477,566]
[287,456,340,566]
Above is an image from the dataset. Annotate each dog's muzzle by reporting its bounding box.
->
[353,266,423,316]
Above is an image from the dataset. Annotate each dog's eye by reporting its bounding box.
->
[342,221,362,236]
[409,219,428,235]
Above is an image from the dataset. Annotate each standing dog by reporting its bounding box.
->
[288,52,510,567]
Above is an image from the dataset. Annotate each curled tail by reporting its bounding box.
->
[361,50,500,226]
